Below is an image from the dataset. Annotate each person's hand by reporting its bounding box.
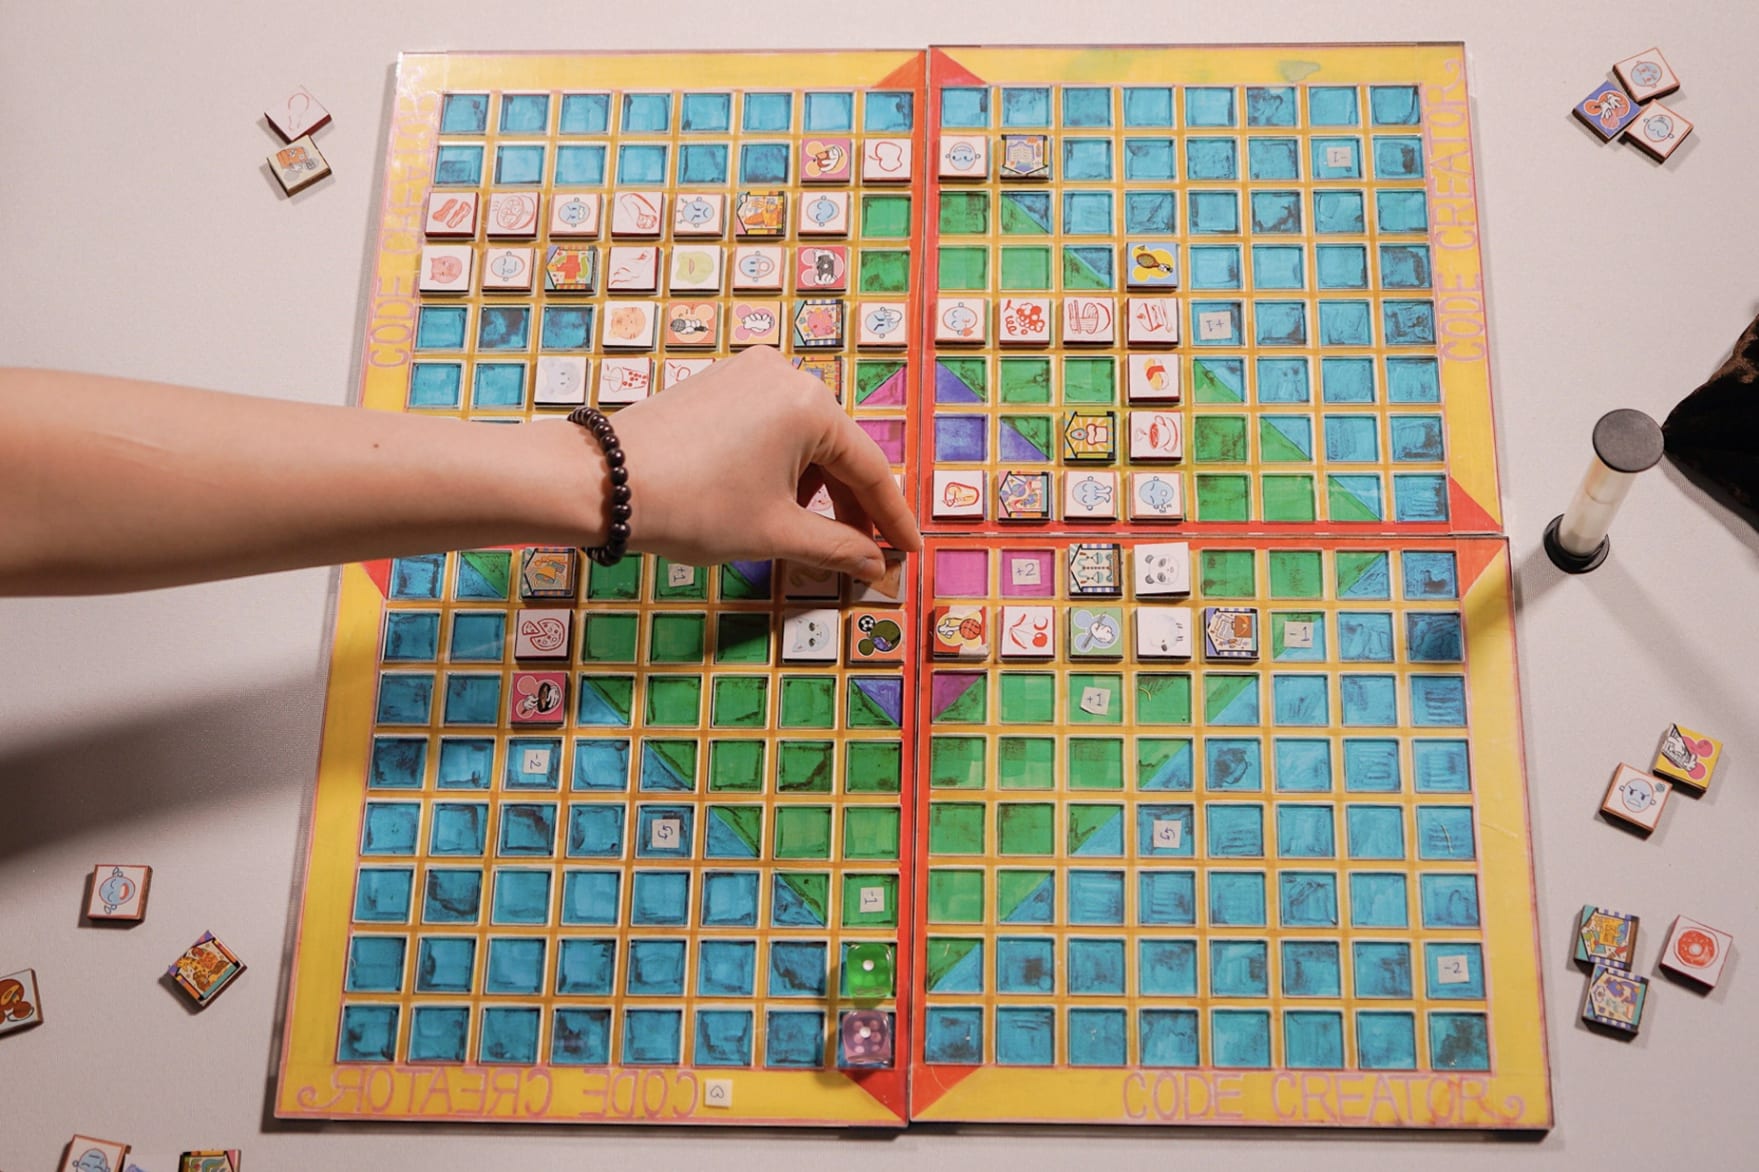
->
[584,346,921,579]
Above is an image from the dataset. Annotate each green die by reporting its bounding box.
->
[843,942,896,999]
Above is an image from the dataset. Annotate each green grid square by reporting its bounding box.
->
[1000,245,1052,290]
[939,191,989,234]
[714,612,771,664]
[1062,357,1117,404]
[930,736,986,789]
[654,558,707,601]
[844,806,901,859]
[927,868,984,923]
[1136,673,1193,724]
[859,250,910,293]
[777,740,834,793]
[1269,550,1325,599]
[774,805,832,859]
[1196,474,1251,521]
[1068,738,1125,789]
[779,675,836,728]
[1068,803,1123,854]
[709,675,768,728]
[846,741,902,792]
[999,671,1056,722]
[939,357,988,401]
[708,739,765,791]
[1194,415,1249,462]
[997,869,1053,921]
[998,736,1056,789]
[997,803,1055,855]
[862,194,912,238]
[1201,549,1258,597]
[933,673,988,724]
[645,675,702,725]
[1262,474,1317,522]
[999,358,1052,404]
[1137,737,1193,789]
[586,557,641,601]
[929,802,987,855]
[580,612,638,663]
[1067,672,1124,725]
[939,246,989,291]
[842,873,899,927]
[649,612,706,663]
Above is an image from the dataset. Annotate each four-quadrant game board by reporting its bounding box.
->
[277,44,1552,1129]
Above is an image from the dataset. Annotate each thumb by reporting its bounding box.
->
[769,505,887,581]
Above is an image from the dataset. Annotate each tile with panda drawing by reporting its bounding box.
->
[548,192,601,238]
[1063,470,1119,521]
[596,355,654,403]
[782,608,841,663]
[671,192,726,237]
[1128,354,1181,402]
[418,245,474,294]
[486,191,542,239]
[1136,606,1193,659]
[1132,541,1191,596]
[1130,472,1185,521]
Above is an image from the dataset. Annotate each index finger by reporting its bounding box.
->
[811,398,923,552]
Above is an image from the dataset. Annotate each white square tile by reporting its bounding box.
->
[1623,101,1693,161]
[534,356,589,405]
[1127,296,1181,344]
[486,192,541,238]
[938,134,989,179]
[662,358,715,389]
[856,300,909,347]
[1063,296,1116,344]
[668,245,724,293]
[1601,763,1672,832]
[1660,915,1734,988]
[86,864,152,921]
[1613,47,1680,103]
[1129,472,1185,521]
[997,297,1053,346]
[935,297,988,344]
[600,300,659,349]
[1129,409,1184,461]
[596,356,653,403]
[1064,470,1119,520]
[933,469,986,519]
[0,967,43,1034]
[480,247,536,292]
[424,190,479,238]
[610,190,666,237]
[672,192,726,237]
[514,608,573,660]
[781,608,841,662]
[999,605,1056,658]
[418,245,474,294]
[863,137,913,182]
[267,85,331,141]
[1127,354,1181,402]
[548,192,601,238]
[1136,607,1194,659]
[731,245,785,291]
[1133,541,1191,596]
[605,246,661,292]
[797,190,851,236]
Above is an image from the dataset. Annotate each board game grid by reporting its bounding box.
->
[277,44,1549,1130]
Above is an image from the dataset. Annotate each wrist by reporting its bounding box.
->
[517,418,610,547]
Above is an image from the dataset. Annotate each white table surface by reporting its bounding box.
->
[4,1,1758,1168]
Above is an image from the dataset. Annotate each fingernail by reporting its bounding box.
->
[855,558,885,582]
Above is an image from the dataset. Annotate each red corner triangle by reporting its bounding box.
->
[875,52,925,92]
[908,1062,980,1116]
[1455,538,1506,596]
[362,558,391,598]
[847,1065,910,1123]
[1446,475,1501,535]
[930,48,987,88]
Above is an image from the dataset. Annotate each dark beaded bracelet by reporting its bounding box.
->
[566,406,633,566]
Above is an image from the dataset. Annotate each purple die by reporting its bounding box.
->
[840,1009,894,1068]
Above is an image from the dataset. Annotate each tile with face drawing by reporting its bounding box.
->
[1133,541,1191,596]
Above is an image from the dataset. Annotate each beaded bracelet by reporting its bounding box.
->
[566,406,632,566]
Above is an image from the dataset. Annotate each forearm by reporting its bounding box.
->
[0,368,607,595]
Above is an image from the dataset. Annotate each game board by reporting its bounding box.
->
[277,44,1551,1130]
